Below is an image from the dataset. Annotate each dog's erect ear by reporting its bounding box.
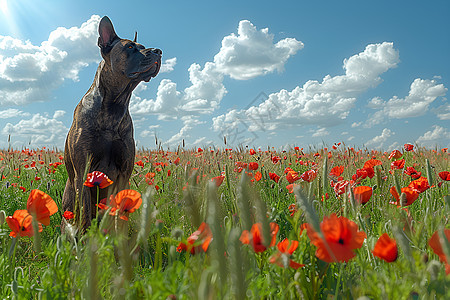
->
[133,32,137,43]
[98,16,119,53]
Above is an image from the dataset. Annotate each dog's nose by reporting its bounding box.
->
[151,48,162,55]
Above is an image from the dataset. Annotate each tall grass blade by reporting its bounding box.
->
[293,186,321,234]
[228,227,247,300]
[206,181,227,289]
[183,170,202,228]
[87,240,99,300]
[237,172,252,231]
[31,216,41,253]
[426,159,434,187]
[322,155,328,195]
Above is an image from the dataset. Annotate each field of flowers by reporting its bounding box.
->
[0,144,449,299]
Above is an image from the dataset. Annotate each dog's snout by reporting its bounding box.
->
[151,48,162,55]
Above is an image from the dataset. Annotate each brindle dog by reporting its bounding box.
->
[62,16,161,231]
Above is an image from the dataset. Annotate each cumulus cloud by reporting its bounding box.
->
[2,113,69,147]
[0,108,30,119]
[0,15,101,105]
[311,128,329,137]
[435,103,450,120]
[130,20,301,119]
[53,110,66,119]
[213,42,399,134]
[213,20,303,80]
[365,78,447,127]
[163,117,206,146]
[416,125,450,147]
[365,128,394,149]
[159,57,177,73]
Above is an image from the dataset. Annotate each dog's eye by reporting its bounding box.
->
[128,45,133,49]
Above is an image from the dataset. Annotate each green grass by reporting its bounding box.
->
[0,145,449,299]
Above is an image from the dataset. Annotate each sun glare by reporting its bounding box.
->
[0,0,8,15]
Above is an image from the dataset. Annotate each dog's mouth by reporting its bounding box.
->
[128,60,161,82]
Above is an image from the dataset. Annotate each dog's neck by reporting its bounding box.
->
[83,60,139,129]
[97,60,139,105]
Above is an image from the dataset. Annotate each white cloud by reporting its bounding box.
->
[53,110,66,119]
[193,137,207,145]
[182,62,225,112]
[0,108,30,119]
[365,128,394,149]
[311,127,329,137]
[139,125,161,138]
[416,125,450,148]
[2,113,68,147]
[159,57,177,73]
[130,19,301,119]
[435,103,450,120]
[163,117,205,146]
[213,42,399,135]
[366,78,447,127]
[0,15,101,105]
[130,79,182,118]
[213,20,303,80]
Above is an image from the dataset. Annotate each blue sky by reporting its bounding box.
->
[0,0,449,151]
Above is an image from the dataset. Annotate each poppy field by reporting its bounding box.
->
[0,144,449,299]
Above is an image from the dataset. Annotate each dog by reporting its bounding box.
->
[62,16,162,231]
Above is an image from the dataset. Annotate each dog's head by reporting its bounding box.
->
[97,16,162,83]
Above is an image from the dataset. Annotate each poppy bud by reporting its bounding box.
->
[0,210,5,225]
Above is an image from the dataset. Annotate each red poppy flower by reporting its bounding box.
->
[135,160,144,167]
[197,148,203,153]
[404,144,414,151]
[352,168,374,182]
[329,166,344,177]
[306,214,367,263]
[353,186,372,205]
[249,149,256,155]
[301,169,317,182]
[429,229,450,264]
[391,159,405,170]
[288,203,297,216]
[211,175,225,187]
[372,233,398,262]
[26,189,58,226]
[272,156,281,164]
[84,171,114,189]
[286,184,297,194]
[108,190,142,221]
[404,167,422,180]
[389,186,419,206]
[388,150,402,160]
[438,171,450,181]
[63,210,74,220]
[408,177,430,193]
[333,180,351,196]
[269,238,305,269]
[269,172,280,183]
[286,171,300,184]
[254,172,262,182]
[177,222,212,254]
[248,162,259,171]
[363,159,382,169]
[240,222,279,253]
[6,210,42,238]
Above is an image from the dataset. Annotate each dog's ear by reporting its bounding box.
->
[98,16,119,54]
